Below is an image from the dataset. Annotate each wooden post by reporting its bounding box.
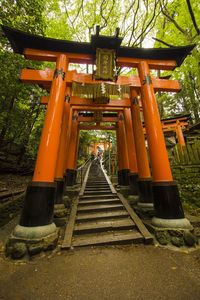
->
[176,120,186,153]
[131,89,153,205]
[54,87,71,203]
[117,112,130,185]
[65,110,79,186]
[116,127,123,185]
[123,108,138,194]
[20,54,69,227]
[63,106,73,175]
[74,128,80,170]
[138,60,187,225]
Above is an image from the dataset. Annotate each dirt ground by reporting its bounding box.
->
[0,218,200,300]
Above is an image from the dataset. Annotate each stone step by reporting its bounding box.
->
[76,210,129,222]
[85,187,110,190]
[85,186,110,189]
[77,203,124,213]
[79,199,121,205]
[80,194,117,200]
[74,218,136,235]
[72,229,144,247]
[84,190,112,195]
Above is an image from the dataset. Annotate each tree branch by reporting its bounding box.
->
[186,0,200,35]
[152,37,175,47]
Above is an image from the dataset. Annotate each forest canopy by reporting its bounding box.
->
[0,0,199,161]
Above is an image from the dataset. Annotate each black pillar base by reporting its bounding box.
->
[66,169,76,186]
[118,170,122,185]
[138,178,154,204]
[19,181,56,227]
[54,178,64,204]
[129,173,139,195]
[120,169,130,186]
[153,181,185,219]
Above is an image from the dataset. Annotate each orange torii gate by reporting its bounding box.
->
[2,25,194,240]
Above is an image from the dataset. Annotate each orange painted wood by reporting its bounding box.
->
[138,61,173,182]
[78,116,119,122]
[21,69,181,92]
[176,121,186,152]
[55,88,71,179]
[25,48,176,70]
[25,48,93,64]
[64,107,73,172]
[123,108,138,173]
[79,124,116,130]
[118,112,129,170]
[74,129,80,169]
[116,128,122,171]
[131,90,151,179]
[33,54,69,182]
[66,111,79,170]
[72,106,123,112]
[118,57,176,70]
[70,97,131,107]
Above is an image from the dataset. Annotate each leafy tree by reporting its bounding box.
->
[154,0,200,122]
[0,0,48,160]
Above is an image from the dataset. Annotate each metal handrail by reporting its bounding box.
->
[76,157,92,185]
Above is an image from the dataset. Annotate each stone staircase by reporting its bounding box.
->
[62,160,153,249]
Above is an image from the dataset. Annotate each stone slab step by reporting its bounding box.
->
[76,210,129,222]
[72,229,144,247]
[80,194,117,200]
[79,199,121,205]
[77,203,124,213]
[84,187,110,190]
[74,218,135,234]
[84,190,112,195]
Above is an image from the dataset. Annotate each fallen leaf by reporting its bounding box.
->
[171,267,177,270]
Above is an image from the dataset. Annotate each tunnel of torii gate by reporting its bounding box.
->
[2,25,195,237]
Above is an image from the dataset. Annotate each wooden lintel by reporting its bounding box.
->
[24,48,176,70]
[118,57,176,70]
[78,116,119,122]
[72,106,123,112]
[22,69,181,93]
[40,96,130,107]
[25,48,93,64]
[71,97,131,107]
[79,124,116,130]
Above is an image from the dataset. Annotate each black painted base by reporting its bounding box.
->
[129,173,139,195]
[66,169,77,186]
[118,170,122,185]
[138,178,154,203]
[54,178,64,204]
[153,181,185,219]
[19,181,56,227]
[119,169,130,186]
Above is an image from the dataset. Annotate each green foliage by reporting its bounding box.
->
[154,0,200,122]
[0,0,48,160]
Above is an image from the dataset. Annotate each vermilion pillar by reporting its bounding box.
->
[94,143,98,155]
[65,110,79,186]
[116,127,123,184]
[138,61,189,228]
[63,106,73,174]
[74,128,80,170]
[176,120,185,152]
[54,88,71,204]
[123,108,138,194]
[117,112,130,185]
[20,54,69,227]
[131,89,153,205]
